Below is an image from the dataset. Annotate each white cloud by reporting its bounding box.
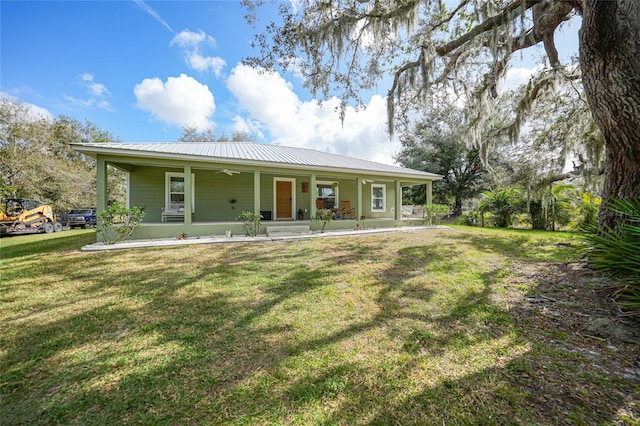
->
[79,73,110,97]
[187,54,226,76]
[170,30,226,77]
[134,74,215,130]
[1,92,53,121]
[500,66,542,92]
[63,95,114,112]
[170,29,215,48]
[26,103,54,121]
[231,116,265,140]
[71,73,112,111]
[227,65,399,165]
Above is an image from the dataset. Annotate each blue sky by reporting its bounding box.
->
[1,1,580,165]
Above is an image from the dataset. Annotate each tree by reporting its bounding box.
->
[502,68,605,187]
[527,183,579,230]
[579,1,640,230]
[478,187,526,228]
[178,125,218,142]
[244,0,639,234]
[395,105,489,217]
[178,126,253,143]
[0,97,124,211]
[217,130,253,142]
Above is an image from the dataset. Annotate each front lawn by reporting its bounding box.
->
[1,227,638,424]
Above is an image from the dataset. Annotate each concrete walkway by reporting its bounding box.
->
[80,225,446,252]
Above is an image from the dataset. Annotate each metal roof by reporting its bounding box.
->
[71,142,441,180]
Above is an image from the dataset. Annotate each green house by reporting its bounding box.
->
[71,142,441,241]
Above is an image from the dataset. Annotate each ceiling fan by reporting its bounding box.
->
[216,169,241,176]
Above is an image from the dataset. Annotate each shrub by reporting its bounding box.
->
[585,198,640,313]
[423,204,450,226]
[97,204,146,244]
[575,191,601,231]
[237,211,262,236]
[478,188,525,228]
[545,184,579,231]
[314,209,334,233]
[456,211,482,226]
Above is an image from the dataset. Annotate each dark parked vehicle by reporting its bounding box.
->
[65,208,97,229]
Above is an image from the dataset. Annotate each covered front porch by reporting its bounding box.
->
[96,156,434,240]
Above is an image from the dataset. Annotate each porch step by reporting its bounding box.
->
[266,225,312,237]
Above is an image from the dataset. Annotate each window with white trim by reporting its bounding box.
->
[316,181,338,209]
[371,184,386,212]
[165,172,195,212]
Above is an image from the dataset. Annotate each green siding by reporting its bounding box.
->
[130,167,256,222]
[295,177,312,220]
[335,179,359,218]
[130,168,320,222]
[259,174,274,219]
[129,167,402,223]
[195,170,254,221]
[100,153,435,240]
[361,182,395,219]
[129,166,175,222]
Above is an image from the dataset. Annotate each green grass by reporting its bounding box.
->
[1,227,637,425]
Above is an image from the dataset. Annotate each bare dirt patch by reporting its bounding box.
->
[508,261,639,424]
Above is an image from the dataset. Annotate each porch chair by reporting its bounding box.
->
[341,200,357,219]
[161,207,185,223]
[316,199,326,210]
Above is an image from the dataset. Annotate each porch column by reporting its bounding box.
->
[96,156,107,213]
[254,170,261,216]
[356,177,362,221]
[426,181,433,206]
[309,174,317,218]
[394,180,402,220]
[184,165,192,225]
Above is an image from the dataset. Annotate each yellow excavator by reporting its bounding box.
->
[0,198,63,237]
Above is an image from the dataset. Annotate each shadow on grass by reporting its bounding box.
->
[0,230,95,260]
[1,230,635,425]
[447,227,583,262]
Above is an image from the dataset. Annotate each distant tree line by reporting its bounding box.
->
[0,97,126,212]
[0,98,256,214]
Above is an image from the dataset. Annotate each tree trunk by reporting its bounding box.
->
[529,201,546,230]
[453,197,463,217]
[580,0,640,231]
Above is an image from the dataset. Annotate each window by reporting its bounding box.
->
[371,184,386,212]
[165,172,195,212]
[316,181,338,209]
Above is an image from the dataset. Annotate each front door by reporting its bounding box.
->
[276,180,293,219]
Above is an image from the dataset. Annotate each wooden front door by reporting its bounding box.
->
[276,180,293,219]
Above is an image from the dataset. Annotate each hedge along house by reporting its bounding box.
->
[71,142,442,241]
